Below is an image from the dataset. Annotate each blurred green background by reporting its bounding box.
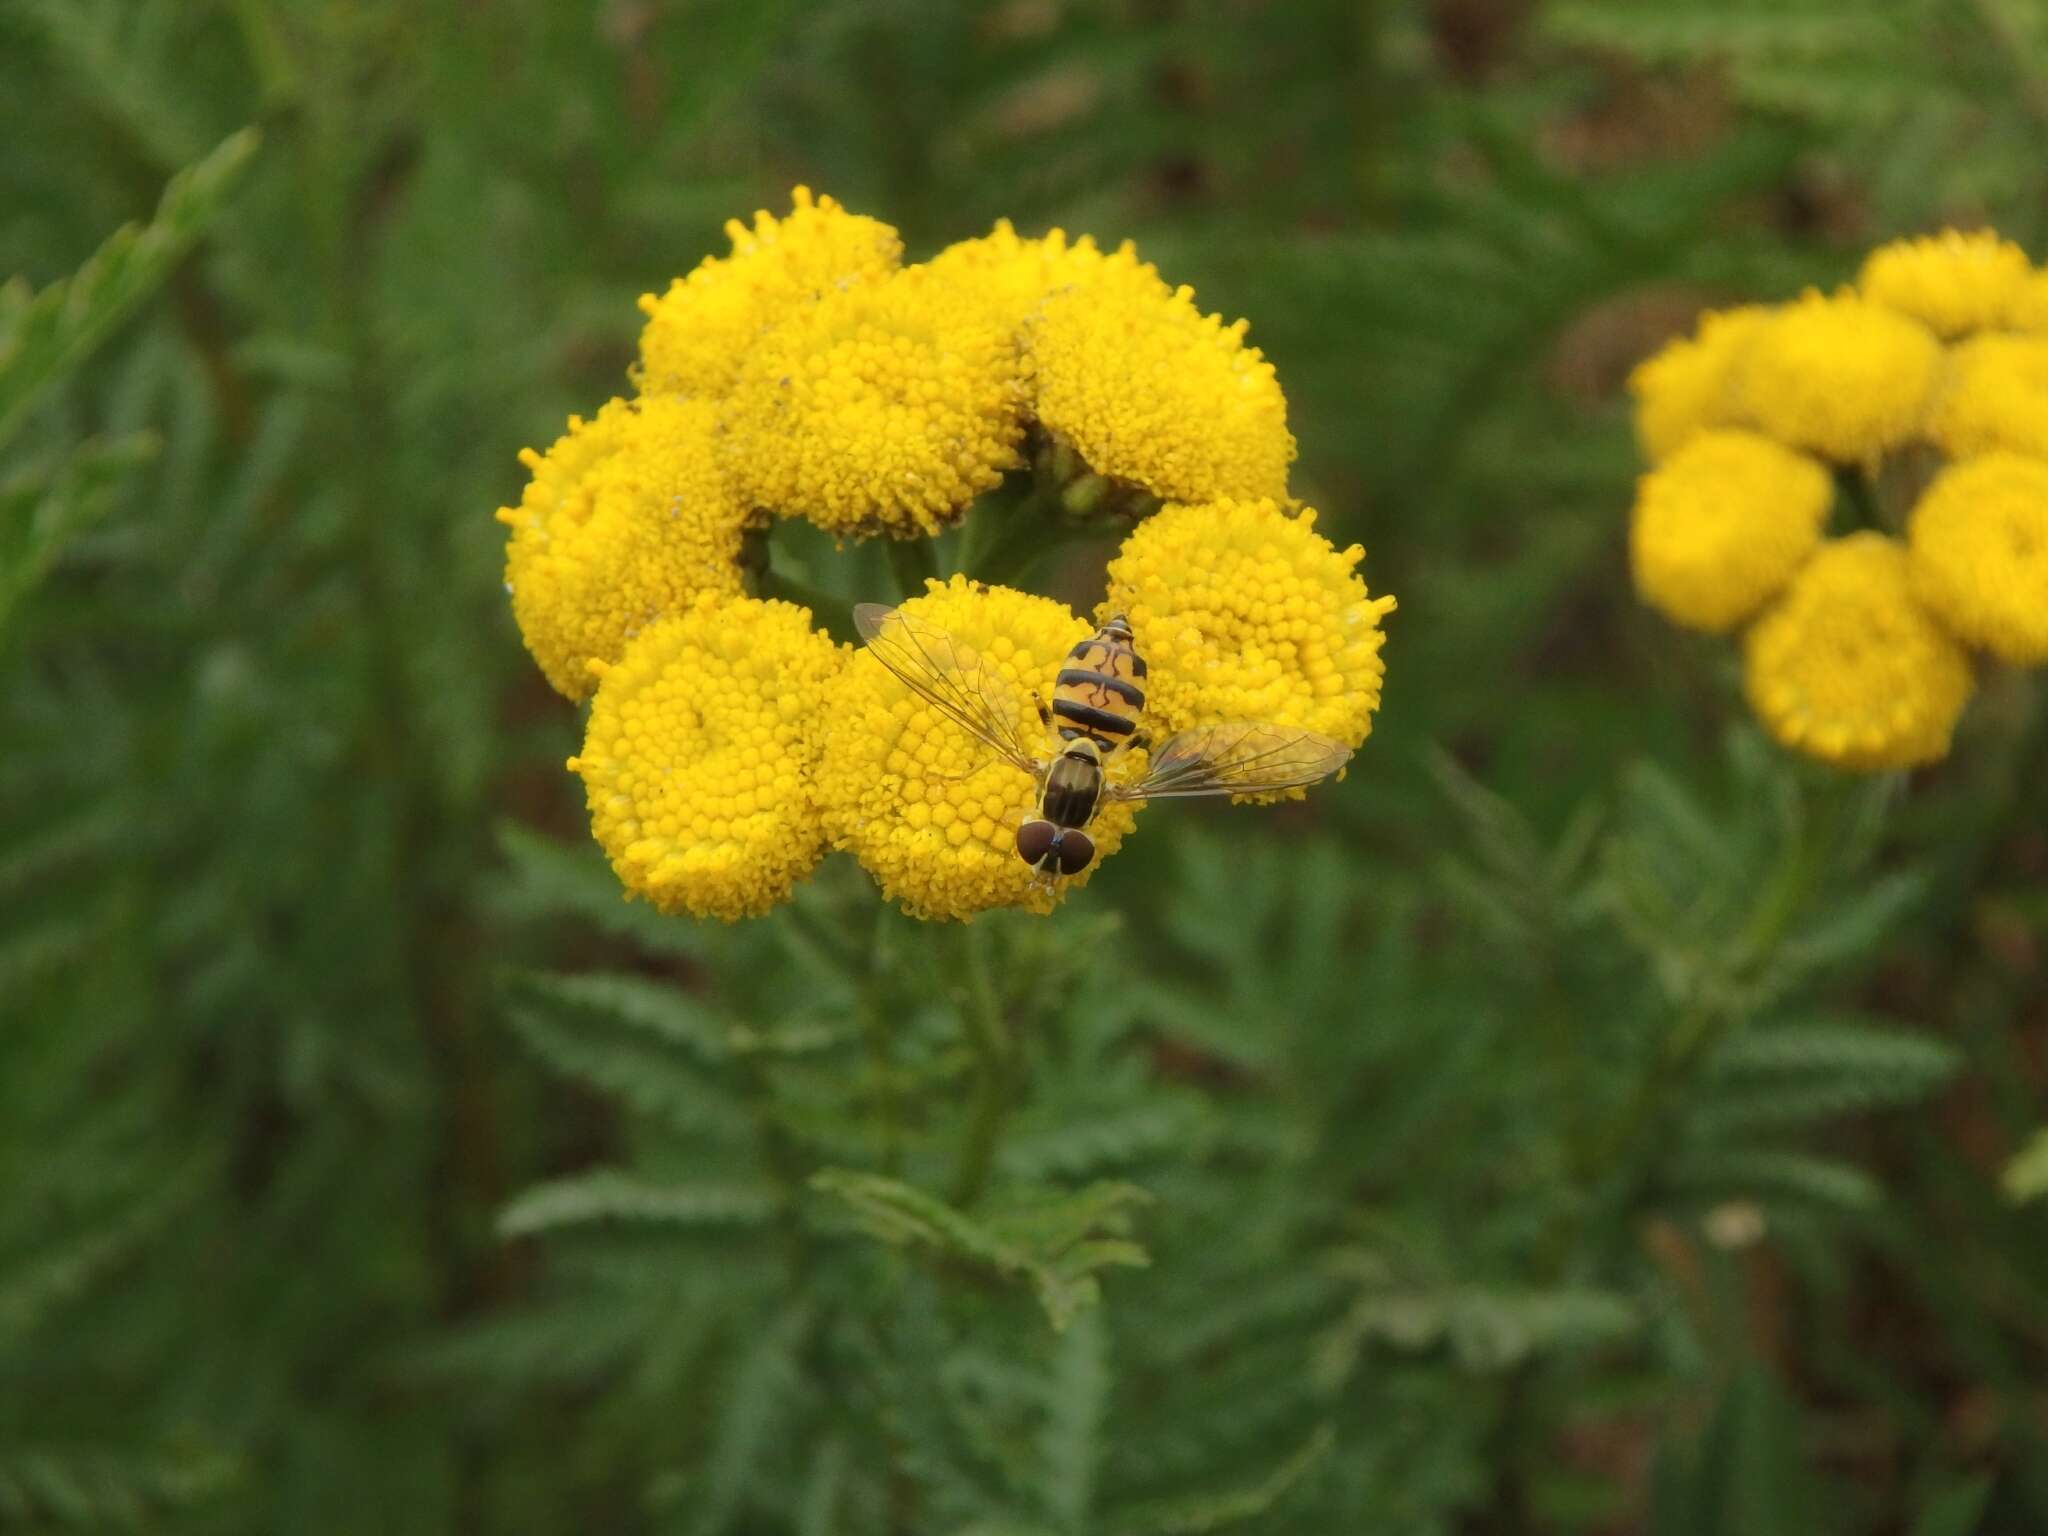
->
[5,2,2048,1532]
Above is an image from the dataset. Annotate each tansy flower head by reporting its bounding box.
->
[636,187,901,399]
[1925,332,2048,462]
[1734,290,1942,462]
[1858,229,2032,338]
[1907,452,2048,664]
[926,219,1113,338]
[721,264,1026,538]
[569,595,845,920]
[1027,250,1294,504]
[2009,270,2048,332]
[1628,429,1832,634]
[1627,306,1769,463]
[1743,533,1973,772]
[1101,498,1394,763]
[498,396,748,700]
[815,576,1141,921]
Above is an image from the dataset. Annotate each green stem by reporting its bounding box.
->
[950,922,1014,1208]
[863,908,903,1177]
[1591,783,1841,1211]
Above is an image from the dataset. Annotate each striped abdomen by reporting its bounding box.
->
[1052,620,1147,750]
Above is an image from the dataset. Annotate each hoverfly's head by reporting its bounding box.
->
[1016,819,1096,875]
[1099,613,1134,642]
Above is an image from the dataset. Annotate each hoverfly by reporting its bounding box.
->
[853,604,1353,884]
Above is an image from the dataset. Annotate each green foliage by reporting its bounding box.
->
[5,1,2048,1533]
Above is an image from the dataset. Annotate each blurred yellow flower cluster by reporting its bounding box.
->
[496,189,1395,921]
[1626,229,2048,771]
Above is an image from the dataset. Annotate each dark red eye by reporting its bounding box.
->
[1056,829,1095,875]
[1016,819,1057,865]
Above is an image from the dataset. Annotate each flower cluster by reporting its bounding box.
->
[496,189,1394,920]
[1626,229,2048,771]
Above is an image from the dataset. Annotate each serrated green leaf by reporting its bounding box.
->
[497,1170,781,1239]
[0,126,260,451]
[1107,1424,1333,1535]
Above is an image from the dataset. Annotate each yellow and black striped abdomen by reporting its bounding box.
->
[1051,623,1147,750]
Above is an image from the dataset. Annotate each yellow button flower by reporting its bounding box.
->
[815,577,1141,921]
[1857,229,2032,338]
[1100,498,1395,757]
[1907,452,2048,664]
[1925,332,2048,461]
[1734,290,1942,462]
[926,218,1113,336]
[569,595,845,921]
[497,396,747,700]
[2010,271,2048,332]
[1743,533,1973,772]
[1627,306,1769,463]
[1629,430,1832,634]
[721,264,1026,538]
[1027,250,1294,504]
[636,187,901,399]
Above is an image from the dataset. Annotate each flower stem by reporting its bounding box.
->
[950,921,1014,1208]
[864,907,904,1177]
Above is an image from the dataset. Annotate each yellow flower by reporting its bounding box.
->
[1907,452,2048,664]
[1734,290,1942,462]
[926,219,1113,336]
[568,595,845,920]
[815,576,1141,921]
[1925,332,2048,461]
[497,396,748,700]
[1100,498,1395,756]
[2010,271,2048,332]
[721,264,1026,538]
[1858,229,2032,338]
[636,187,901,399]
[1627,306,1769,463]
[1743,533,1973,772]
[1628,430,1832,634]
[1027,250,1294,504]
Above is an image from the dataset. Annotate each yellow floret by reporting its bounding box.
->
[1925,332,2048,461]
[814,576,1141,920]
[1027,250,1294,504]
[1627,306,1770,463]
[1734,290,1942,462]
[1857,229,2033,338]
[1743,533,1973,772]
[1907,452,2048,664]
[569,594,845,920]
[636,186,901,399]
[1628,430,1833,633]
[2010,271,2048,332]
[1100,498,1395,764]
[926,219,1114,337]
[721,264,1026,538]
[497,396,748,700]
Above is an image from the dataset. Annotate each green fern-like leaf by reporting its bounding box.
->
[0,126,259,451]
[497,1169,782,1239]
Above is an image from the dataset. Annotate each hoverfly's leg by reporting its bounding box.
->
[1127,731,1151,754]
[1032,690,1053,730]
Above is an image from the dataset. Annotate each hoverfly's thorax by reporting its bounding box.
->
[1051,617,1148,752]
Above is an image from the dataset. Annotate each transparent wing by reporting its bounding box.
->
[853,603,1042,776]
[1107,721,1352,802]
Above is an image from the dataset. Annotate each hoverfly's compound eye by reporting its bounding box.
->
[1055,828,1095,875]
[1016,819,1058,866]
